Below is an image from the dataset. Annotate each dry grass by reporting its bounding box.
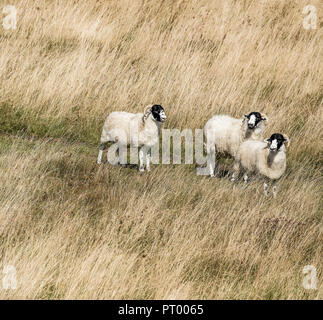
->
[0,0,322,299]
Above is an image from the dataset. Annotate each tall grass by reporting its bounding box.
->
[0,0,322,299]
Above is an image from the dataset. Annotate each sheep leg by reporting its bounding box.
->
[105,141,121,166]
[207,145,216,177]
[146,148,151,172]
[231,160,240,183]
[243,174,248,184]
[231,161,240,190]
[263,181,269,197]
[272,181,278,198]
[97,142,107,164]
[214,153,221,176]
[139,147,145,172]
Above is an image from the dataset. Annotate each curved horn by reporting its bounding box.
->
[261,113,269,124]
[283,134,290,148]
[143,104,153,122]
[242,114,248,124]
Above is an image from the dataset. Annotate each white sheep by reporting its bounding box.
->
[232,133,290,197]
[97,104,167,171]
[203,112,268,177]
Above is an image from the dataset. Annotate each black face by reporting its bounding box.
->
[266,133,286,151]
[151,105,166,122]
[245,112,263,129]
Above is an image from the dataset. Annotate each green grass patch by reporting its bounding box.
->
[0,103,101,145]
[39,36,79,56]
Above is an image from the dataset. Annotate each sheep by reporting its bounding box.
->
[232,133,290,198]
[203,112,269,177]
[97,104,167,172]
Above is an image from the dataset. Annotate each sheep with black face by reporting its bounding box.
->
[203,112,269,177]
[97,104,166,172]
[232,133,290,197]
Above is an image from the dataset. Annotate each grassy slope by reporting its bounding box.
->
[0,0,322,299]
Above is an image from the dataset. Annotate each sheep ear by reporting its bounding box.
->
[264,138,270,143]
[283,135,290,148]
[244,114,249,118]
[261,114,269,124]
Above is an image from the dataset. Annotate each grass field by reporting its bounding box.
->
[0,0,322,299]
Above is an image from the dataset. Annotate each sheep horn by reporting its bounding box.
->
[143,105,153,122]
[261,114,269,124]
[283,134,290,147]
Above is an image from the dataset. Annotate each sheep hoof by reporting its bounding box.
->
[97,160,102,165]
[146,167,151,172]
[139,167,145,172]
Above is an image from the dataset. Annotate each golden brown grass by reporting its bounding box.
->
[0,0,322,299]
